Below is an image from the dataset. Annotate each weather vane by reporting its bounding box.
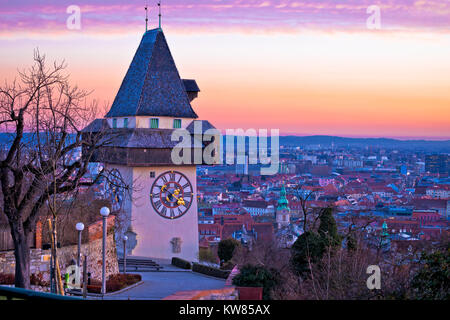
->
[158,1,162,29]
[145,0,149,32]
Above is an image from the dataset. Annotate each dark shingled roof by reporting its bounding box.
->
[108,128,202,149]
[186,120,216,134]
[106,28,198,119]
[82,119,205,149]
[182,79,200,92]
[82,118,109,133]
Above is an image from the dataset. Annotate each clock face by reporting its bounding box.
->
[150,171,193,219]
[105,169,125,212]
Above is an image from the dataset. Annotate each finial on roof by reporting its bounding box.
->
[158,1,162,29]
[145,0,149,32]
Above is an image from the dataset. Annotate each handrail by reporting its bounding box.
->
[0,285,81,300]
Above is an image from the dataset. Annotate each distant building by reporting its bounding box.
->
[425,154,448,175]
[426,185,449,199]
[399,164,407,175]
[276,184,290,229]
[235,155,249,175]
[242,200,270,216]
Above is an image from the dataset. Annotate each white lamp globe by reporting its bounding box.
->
[100,207,110,217]
[123,235,128,241]
[76,222,85,231]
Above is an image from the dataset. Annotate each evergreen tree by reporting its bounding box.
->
[290,231,324,276]
[346,234,357,252]
[411,246,450,300]
[318,207,341,248]
[218,238,241,263]
[232,264,281,300]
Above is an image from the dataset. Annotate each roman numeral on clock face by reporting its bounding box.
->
[150,171,193,220]
[153,200,162,210]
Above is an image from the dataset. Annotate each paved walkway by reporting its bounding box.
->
[97,271,226,300]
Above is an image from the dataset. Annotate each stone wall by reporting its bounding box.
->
[0,216,119,283]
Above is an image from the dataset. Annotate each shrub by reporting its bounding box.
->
[86,274,141,293]
[171,257,192,269]
[199,247,217,264]
[221,261,235,271]
[0,273,15,285]
[411,248,450,300]
[108,273,141,290]
[0,273,49,286]
[192,263,231,279]
[232,264,281,300]
[86,284,102,294]
[290,231,325,276]
[318,207,341,248]
[30,273,49,287]
[218,238,241,263]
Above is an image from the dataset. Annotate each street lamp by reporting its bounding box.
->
[75,222,85,268]
[123,235,128,275]
[100,207,110,295]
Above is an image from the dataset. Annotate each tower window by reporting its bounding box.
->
[112,118,117,128]
[124,118,129,128]
[150,118,159,129]
[173,119,182,129]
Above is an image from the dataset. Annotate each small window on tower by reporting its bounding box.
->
[112,118,117,128]
[150,171,155,178]
[124,118,128,128]
[173,119,182,129]
[150,118,159,129]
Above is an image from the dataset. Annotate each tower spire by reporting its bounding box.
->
[145,1,149,32]
[158,1,162,29]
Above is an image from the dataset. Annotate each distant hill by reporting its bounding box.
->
[0,133,448,153]
[279,135,450,152]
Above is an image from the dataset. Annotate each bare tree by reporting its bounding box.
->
[0,50,121,289]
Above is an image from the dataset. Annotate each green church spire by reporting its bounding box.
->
[277,183,290,211]
[381,221,389,237]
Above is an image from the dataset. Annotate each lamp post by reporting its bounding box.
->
[75,222,84,268]
[100,207,110,295]
[123,235,128,275]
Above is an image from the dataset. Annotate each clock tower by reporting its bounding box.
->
[82,28,216,262]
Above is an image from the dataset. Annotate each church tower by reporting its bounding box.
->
[83,28,216,262]
[276,184,290,229]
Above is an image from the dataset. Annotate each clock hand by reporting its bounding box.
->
[164,187,185,205]
[164,188,181,201]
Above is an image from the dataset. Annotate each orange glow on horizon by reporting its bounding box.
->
[0,29,449,139]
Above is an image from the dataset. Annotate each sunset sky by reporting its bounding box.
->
[0,0,449,139]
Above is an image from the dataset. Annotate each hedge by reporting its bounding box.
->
[0,273,49,287]
[171,257,192,270]
[88,273,142,293]
[192,263,231,279]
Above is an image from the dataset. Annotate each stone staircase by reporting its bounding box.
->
[118,257,163,272]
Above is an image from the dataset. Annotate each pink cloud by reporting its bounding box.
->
[0,0,448,35]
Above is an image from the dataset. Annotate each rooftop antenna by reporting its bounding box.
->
[145,0,149,32]
[158,1,162,29]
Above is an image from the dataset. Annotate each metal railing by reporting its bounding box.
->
[0,285,81,300]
